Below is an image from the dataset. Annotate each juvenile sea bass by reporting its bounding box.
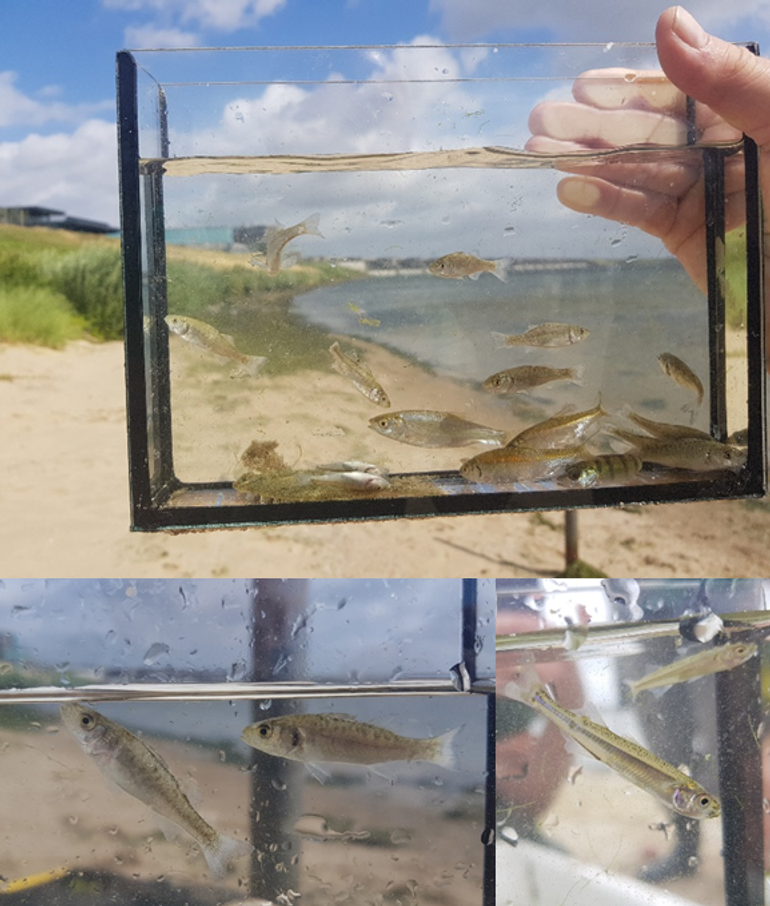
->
[482,364,584,394]
[329,341,390,407]
[558,452,643,488]
[658,352,704,409]
[491,322,590,348]
[628,641,758,697]
[242,713,457,767]
[504,667,720,819]
[369,410,506,447]
[252,213,323,276]
[60,704,252,878]
[165,315,267,378]
[618,405,711,440]
[428,251,508,282]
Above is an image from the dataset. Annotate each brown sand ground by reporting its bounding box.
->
[1,338,768,578]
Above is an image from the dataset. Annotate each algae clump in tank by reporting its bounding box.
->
[0,579,493,905]
[496,578,768,906]
[118,41,764,530]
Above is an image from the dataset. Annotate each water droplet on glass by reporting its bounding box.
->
[272,778,288,791]
[143,642,170,666]
[69,815,78,825]
[610,236,623,247]
[687,856,700,868]
[625,254,638,264]
[624,72,637,83]
[504,226,515,235]
[260,699,272,710]
[390,829,412,845]
[763,798,770,814]
[441,215,450,225]
[442,68,449,74]
[228,659,247,681]
[381,92,394,102]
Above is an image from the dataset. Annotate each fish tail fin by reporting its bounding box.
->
[249,253,267,270]
[302,212,324,238]
[623,677,641,699]
[490,331,511,349]
[569,364,586,386]
[428,726,461,770]
[502,661,551,707]
[202,833,253,880]
[231,355,268,379]
[469,272,481,280]
[492,258,511,282]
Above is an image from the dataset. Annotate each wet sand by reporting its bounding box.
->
[1,337,768,578]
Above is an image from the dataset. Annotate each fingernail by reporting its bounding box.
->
[672,6,708,50]
[558,178,602,211]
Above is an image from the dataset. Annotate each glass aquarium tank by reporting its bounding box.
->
[0,579,494,906]
[496,578,768,906]
[117,43,765,530]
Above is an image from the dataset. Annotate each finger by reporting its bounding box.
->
[657,6,770,148]
[529,100,690,146]
[572,68,686,114]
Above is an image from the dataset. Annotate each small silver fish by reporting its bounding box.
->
[508,402,606,450]
[252,213,323,276]
[60,704,252,878]
[628,641,758,697]
[618,405,711,440]
[369,410,506,448]
[242,713,457,768]
[658,352,704,409]
[461,443,585,484]
[482,364,584,394]
[329,341,390,407]
[308,470,391,491]
[491,323,590,348]
[428,251,508,281]
[165,315,266,378]
[558,452,643,488]
[504,665,720,819]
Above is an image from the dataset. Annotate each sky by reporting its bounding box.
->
[1,1,770,234]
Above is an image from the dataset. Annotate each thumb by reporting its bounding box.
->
[656,6,770,146]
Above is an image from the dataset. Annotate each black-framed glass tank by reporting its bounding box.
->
[117,43,765,531]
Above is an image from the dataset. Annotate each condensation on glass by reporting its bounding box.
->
[495,578,768,906]
[116,43,765,531]
[0,578,494,905]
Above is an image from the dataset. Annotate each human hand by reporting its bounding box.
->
[526,6,770,305]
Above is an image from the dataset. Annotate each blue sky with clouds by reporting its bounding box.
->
[1,1,769,228]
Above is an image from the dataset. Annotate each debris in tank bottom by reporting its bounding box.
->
[235,439,441,502]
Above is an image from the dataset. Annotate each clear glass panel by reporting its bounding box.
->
[120,42,762,527]
[496,578,767,906]
[0,579,491,905]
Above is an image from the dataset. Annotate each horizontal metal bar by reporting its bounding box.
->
[0,678,492,705]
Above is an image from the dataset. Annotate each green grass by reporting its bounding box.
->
[0,224,358,347]
[0,284,85,347]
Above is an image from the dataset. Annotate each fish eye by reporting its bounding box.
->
[258,724,271,738]
[376,418,389,428]
[700,796,711,808]
[80,714,93,728]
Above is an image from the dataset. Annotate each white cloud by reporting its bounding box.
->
[125,25,199,48]
[0,71,113,129]
[429,0,770,42]
[102,0,286,33]
[0,120,119,225]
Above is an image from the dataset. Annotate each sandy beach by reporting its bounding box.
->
[1,337,768,578]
